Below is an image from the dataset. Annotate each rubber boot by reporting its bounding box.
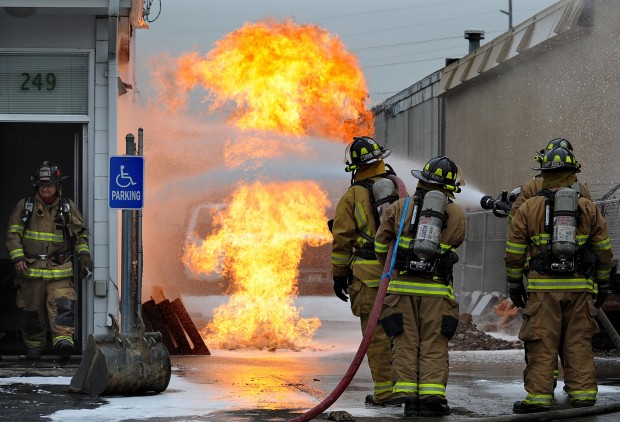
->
[418,398,450,417]
[513,401,549,414]
[403,398,419,416]
[56,340,74,359]
[364,394,383,407]
[26,347,43,360]
[571,400,595,408]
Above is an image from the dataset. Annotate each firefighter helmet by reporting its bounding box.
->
[344,136,391,172]
[411,156,461,193]
[535,138,573,163]
[31,161,69,186]
[538,147,580,172]
[545,138,573,152]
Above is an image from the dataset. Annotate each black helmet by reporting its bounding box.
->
[31,161,69,186]
[411,156,461,193]
[538,147,580,173]
[535,138,573,163]
[344,136,391,172]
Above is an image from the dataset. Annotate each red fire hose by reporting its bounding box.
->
[287,245,394,422]
[288,175,408,422]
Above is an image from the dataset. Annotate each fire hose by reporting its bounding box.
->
[289,176,409,422]
[597,308,620,351]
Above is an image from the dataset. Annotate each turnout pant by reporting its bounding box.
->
[15,277,76,350]
[381,293,459,403]
[519,291,598,407]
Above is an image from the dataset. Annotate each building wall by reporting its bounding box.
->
[0,15,96,48]
[0,8,127,340]
[373,72,443,163]
[442,1,620,201]
[372,1,620,295]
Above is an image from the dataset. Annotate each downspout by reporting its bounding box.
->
[106,0,120,325]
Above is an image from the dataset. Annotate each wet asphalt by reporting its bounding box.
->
[2,321,620,421]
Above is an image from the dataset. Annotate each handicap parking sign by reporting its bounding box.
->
[109,156,144,209]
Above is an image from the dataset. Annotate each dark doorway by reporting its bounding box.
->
[0,122,83,355]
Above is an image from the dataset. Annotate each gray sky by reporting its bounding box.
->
[134,0,558,107]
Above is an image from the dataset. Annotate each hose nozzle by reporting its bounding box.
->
[480,191,511,218]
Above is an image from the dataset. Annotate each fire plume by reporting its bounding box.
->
[183,181,332,350]
[154,19,374,141]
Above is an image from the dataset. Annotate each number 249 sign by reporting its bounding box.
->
[21,73,57,91]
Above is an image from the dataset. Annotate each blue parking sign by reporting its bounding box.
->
[109,156,144,209]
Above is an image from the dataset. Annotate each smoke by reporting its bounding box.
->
[118,101,353,299]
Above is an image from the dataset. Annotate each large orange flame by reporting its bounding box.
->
[153,19,374,141]
[170,19,373,351]
[183,181,332,350]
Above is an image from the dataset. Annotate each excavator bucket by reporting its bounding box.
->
[70,313,171,396]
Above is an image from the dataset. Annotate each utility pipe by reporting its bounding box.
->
[120,134,136,333]
[136,128,144,317]
[105,0,121,330]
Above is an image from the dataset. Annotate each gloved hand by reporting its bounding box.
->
[594,282,610,308]
[436,251,459,279]
[508,282,528,308]
[78,254,94,280]
[333,276,350,302]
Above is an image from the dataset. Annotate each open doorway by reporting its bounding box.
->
[0,122,84,355]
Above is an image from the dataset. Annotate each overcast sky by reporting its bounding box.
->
[134,0,559,107]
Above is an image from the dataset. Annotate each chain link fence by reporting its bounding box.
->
[454,197,620,297]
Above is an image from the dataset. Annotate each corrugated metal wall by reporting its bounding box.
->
[373,72,444,161]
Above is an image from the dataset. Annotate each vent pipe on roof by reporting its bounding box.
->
[464,29,485,53]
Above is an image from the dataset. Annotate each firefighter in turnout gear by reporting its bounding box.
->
[375,156,466,417]
[5,161,92,360]
[508,138,591,389]
[505,147,613,414]
[331,136,405,406]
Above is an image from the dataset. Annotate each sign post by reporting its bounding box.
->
[110,145,144,333]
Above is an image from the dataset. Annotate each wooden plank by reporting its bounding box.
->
[157,299,193,355]
[171,298,210,355]
[141,299,178,355]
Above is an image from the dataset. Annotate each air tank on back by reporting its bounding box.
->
[414,190,447,260]
[552,187,578,261]
[372,178,398,222]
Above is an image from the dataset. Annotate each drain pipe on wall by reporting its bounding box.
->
[105,0,121,331]
[288,176,409,422]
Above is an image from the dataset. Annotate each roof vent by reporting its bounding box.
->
[464,29,485,53]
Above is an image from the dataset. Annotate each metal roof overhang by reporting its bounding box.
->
[0,1,132,16]
[436,0,587,96]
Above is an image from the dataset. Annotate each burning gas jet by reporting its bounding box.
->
[153,19,374,142]
[162,19,373,350]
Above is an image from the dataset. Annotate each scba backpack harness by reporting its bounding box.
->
[351,176,400,260]
[394,189,459,281]
[528,187,596,277]
[21,194,77,264]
